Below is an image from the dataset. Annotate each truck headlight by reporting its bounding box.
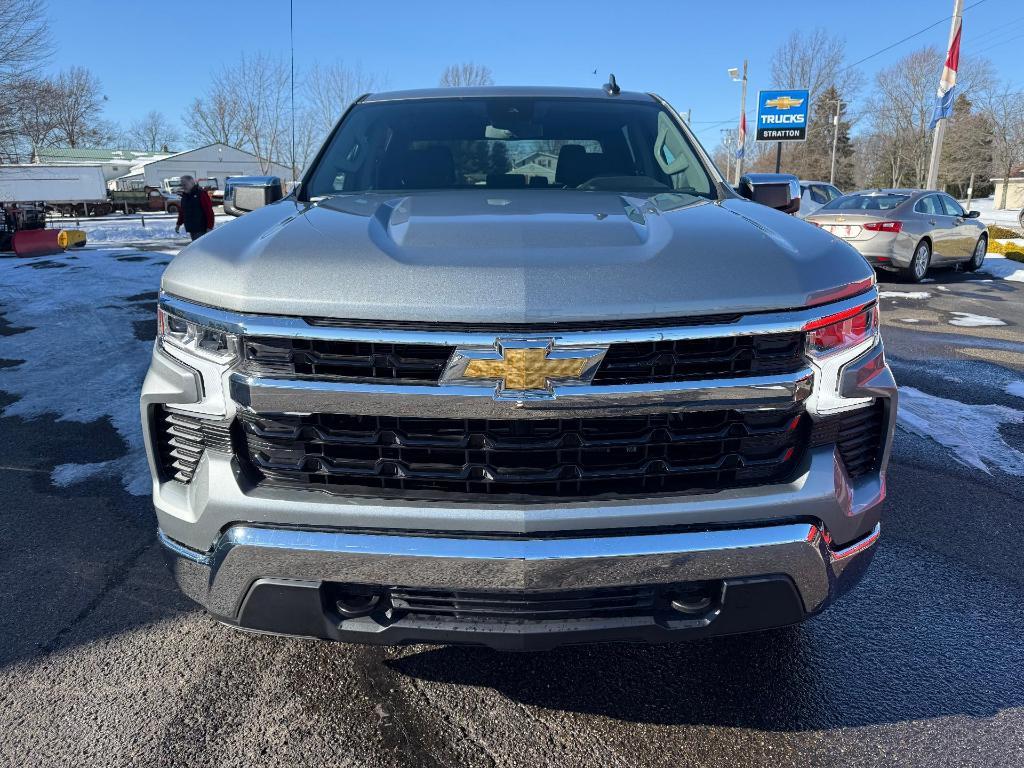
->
[805,303,878,359]
[157,306,238,362]
[803,302,879,415]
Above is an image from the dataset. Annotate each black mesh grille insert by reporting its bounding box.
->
[241,331,806,386]
[153,407,232,484]
[238,407,809,500]
[386,585,659,621]
[242,337,454,383]
[809,401,886,479]
[592,333,806,385]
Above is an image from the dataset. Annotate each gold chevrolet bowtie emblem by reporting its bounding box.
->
[765,95,804,110]
[444,339,608,398]
[465,347,590,391]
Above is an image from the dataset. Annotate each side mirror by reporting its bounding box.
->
[966,209,981,218]
[737,173,801,215]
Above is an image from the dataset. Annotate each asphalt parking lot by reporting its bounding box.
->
[1,245,1023,767]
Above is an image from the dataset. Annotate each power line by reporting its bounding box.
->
[837,0,990,75]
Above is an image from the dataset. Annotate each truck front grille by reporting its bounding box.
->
[241,331,806,386]
[238,407,808,500]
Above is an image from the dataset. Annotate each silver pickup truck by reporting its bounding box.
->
[141,85,895,650]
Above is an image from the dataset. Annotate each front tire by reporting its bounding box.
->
[902,240,931,282]
[964,235,987,271]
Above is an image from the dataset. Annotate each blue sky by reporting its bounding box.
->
[48,0,1023,146]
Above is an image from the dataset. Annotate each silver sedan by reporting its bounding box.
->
[805,189,989,282]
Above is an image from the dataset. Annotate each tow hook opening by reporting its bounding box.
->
[663,582,723,616]
[333,588,385,618]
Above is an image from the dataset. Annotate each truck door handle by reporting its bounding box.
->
[928,219,936,225]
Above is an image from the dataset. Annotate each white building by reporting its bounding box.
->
[114,143,293,192]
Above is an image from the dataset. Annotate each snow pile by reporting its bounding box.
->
[880,291,931,299]
[76,219,185,243]
[898,386,1024,475]
[0,248,168,494]
[980,256,1024,282]
[59,214,232,244]
[948,312,1006,327]
[1008,382,1024,399]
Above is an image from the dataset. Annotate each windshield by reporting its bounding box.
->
[304,97,716,199]
[821,193,909,211]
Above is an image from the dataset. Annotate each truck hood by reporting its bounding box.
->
[161,189,873,323]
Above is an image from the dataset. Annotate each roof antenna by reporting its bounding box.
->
[603,73,620,96]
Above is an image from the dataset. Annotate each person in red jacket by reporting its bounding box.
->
[174,175,215,241]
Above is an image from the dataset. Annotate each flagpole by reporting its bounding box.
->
[734,59,748,186]
[925,0,964,190]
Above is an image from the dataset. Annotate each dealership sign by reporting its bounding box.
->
[755,89,809,142]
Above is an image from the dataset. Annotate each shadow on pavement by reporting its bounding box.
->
[387,536,1024,730]
[0,408,195,669]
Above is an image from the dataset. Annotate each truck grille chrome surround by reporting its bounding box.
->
[237,407,809,500]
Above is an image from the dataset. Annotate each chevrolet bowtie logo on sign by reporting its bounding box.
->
[443,339,607,399]
[764,95,804,110]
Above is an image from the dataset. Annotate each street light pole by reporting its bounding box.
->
[925,0,964,190]
[829,99,845,185]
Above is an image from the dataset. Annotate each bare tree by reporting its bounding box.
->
[0,0,51,160]
[305,61,386,135]
[976,83,1024,209]
[50,66,106,148]
[769,29,861,180]
[230,53,291,173]
[863,47,994,189]
[185,86,245,148]
[439,62,494,87]
[128,110,180,152]
[771,29,862,103]
[11,77,59,154]
[0,0,50,88]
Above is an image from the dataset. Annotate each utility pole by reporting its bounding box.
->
[734,60,748,185]
[720,128,735,183]
[925,0,964,190]
[829,99,846,185]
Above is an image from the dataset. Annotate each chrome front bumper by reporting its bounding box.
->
[160,520,880,648]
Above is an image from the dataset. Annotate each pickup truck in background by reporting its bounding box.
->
[109,186,181,214]
[143,84,895,650]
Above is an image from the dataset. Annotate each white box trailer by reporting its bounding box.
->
[0,165,111,214]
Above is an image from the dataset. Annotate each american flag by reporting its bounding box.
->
[930,17,962,129]
[735,111,746,159]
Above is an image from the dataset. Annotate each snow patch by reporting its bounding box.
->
[1008,381,1024,399]
[880,291,931,299]
[898,386,1024,475]
[948,312,1007,327]
[898,318,921,323]
[0,248,169,495]
[980,256,1024,283]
